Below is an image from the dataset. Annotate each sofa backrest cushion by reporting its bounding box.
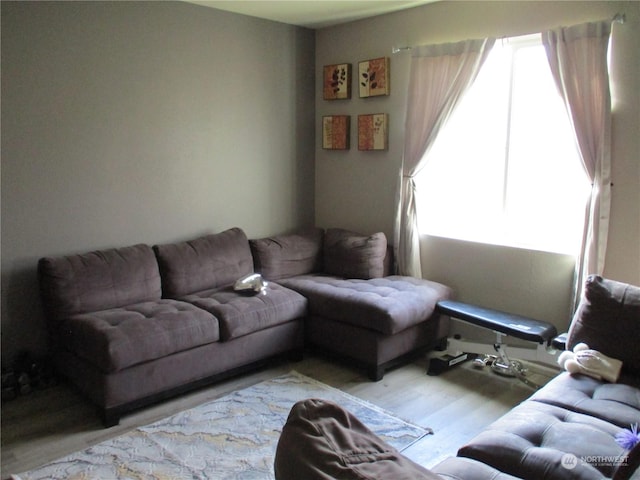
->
[38,244,161,322]
[568,275,640,376]
[154,227,253,298]
[323,228,387,279]
[250,228,324,280]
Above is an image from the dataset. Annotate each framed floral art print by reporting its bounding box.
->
[323,63,352,100]
[358,57,389,98]
[358,113,387,151]
[322,115,350,150]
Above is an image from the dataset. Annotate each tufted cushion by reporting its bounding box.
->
[432,457,523,480]
[530,372,640,428]
[279,275,452,335]
[568,275,640,377]
[459,401,628,479]
[57,299,219,373]
[250,228,324,280]
[154,228,254,298]
[323,229,387,279]
[179,283,307,341]
[274,398,440,480]
[38,244,161,322]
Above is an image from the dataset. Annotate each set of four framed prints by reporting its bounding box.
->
[322,57,389,151]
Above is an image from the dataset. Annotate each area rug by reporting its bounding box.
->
[13,371,432,480]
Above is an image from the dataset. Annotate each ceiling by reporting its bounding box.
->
[186,1,437,29]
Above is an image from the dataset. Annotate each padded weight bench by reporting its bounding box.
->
[429,300,560,388]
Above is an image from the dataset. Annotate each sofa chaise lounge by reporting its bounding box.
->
[38,226,452,426]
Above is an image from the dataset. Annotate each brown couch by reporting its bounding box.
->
[275,275,640,480]
[251,228,453,381]
[38,227,452,426]
[38,228,307,426]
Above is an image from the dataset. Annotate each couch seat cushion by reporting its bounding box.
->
[58,300,219,373]
[458,401,627,480]
[530,372,640,428]
[278,275,452,335]
[180,283,307,341]
[432,457,523,480]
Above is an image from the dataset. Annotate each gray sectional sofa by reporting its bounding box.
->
[250,227,453,380]
[38,227,452,426]
[275,275,640,480]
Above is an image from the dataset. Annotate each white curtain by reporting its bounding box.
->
[543,21,612,310]
[394,38,495,277]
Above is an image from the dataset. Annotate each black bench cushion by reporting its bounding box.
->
[279,275,453,335]
[436,300,557,344]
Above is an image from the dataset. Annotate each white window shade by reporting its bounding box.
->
[416,36,590,255]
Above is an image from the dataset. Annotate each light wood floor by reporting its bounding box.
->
[1,352,556,478]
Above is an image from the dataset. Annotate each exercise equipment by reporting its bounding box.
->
[429,300,561,389]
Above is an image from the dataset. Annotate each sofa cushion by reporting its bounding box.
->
[458,401,628,479]
[154,228,253,298]
[180,283,307,341]
[274,398,441,480]
[568,275,640,377]
[279,275,452,335]
[323,229,387,279]
[57,299,219,373]
[38,244,161,323]
[530,372,640,428]
[250,228,324,280]
[432,457,523,480]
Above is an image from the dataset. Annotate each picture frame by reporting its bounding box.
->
[323,63,352,100]
[358,113,388,151]
[322,115,350,150]
[358,57,389,98]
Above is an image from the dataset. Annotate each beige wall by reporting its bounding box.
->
[1,1,315,361]
[316,1,640,333]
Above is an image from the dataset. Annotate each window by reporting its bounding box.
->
[415,35,591,255]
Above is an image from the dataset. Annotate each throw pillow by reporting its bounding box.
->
[567,275,640,377]
[250,228,324,280]
[323,228,387,279]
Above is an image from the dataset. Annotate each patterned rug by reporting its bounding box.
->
[12,371,432,480]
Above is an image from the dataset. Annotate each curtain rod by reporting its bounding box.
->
[391,13,625,54]
[613,13,626,24]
